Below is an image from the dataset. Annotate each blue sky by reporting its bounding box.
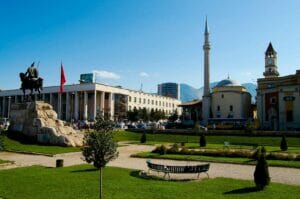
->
[1,0,299,92]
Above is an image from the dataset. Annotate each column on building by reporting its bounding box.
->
[8,96,11,118]
[278,91,284,130]
[83,91,88,121]
[74,91,79,121]
[14,96,18,104]
[100,91,105,116]
[109,92,114,120]
[258,92,266,129]
[49,93,53,106]
[2,97,5,117]
[93,90,97,120]
[65,92,70,121]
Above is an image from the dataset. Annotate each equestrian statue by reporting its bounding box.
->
[20,62,43,100]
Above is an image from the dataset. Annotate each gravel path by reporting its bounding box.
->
[0,144,300,185]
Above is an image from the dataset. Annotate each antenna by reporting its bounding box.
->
[140,82,143,92]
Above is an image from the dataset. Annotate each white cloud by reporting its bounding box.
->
[139,72,149,77]
[93,70,120,80]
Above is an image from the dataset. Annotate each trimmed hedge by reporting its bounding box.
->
[151,145,300,161]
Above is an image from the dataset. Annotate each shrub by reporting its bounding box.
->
[267,152,296,161]
[180,146,190,154]
[253,148,262,160]
[254,147,270,190]
[168,143,179,154]
[140,132,146,143]
[296,154,300,161]
[280,135,288,151]
[153,145,167,155]
[261,146,267,155]
[199,134,206,147]
[159,145,167,155]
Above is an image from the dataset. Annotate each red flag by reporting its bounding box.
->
[60,63,66,93]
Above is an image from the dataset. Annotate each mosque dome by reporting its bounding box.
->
[216,78,241,87]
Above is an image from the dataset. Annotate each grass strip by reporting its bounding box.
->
[132,152,300,168]
[0,164,299,199]
[114,131,300,147]
[2,136,80,155]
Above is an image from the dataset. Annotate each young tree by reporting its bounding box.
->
[254,147,270,190]
[140,132,146,143]
[280,135,288,151]
[82,113,118,199]
[199,134,206,147]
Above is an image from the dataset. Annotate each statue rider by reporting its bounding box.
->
[25,62,39,81]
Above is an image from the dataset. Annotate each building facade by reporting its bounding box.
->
[157,82,180,100]
[179,100,202,126]
[211,78,252,119]
[257,43,300,130]
[0,82,181,122]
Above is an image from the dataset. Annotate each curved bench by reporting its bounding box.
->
[146,160,210,179]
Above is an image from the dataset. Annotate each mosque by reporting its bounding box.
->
[181,19,252,128]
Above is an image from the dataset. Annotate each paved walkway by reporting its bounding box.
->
[0,144,300,185]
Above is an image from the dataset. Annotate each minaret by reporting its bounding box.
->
[202,17,211,125]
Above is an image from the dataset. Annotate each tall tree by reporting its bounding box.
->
[82,113,118,199]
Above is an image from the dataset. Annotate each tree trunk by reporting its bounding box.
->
[100,167,103,199]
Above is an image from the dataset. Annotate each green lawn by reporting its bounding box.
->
[0,159,12,164]
[132,152,300,168]
[0,164,299,199]
[1,136,80,155]
[114,131,300,149]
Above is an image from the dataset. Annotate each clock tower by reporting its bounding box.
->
[263,42,279,77]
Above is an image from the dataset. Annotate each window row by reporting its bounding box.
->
[128,96,175,108]
[128,106,176,114]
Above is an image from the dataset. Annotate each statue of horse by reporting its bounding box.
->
[19,72,43,100]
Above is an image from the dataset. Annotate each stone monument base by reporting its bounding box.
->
[9,101,83,147]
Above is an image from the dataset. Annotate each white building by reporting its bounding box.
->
[0,82,181,122]
[211,78,252,119]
